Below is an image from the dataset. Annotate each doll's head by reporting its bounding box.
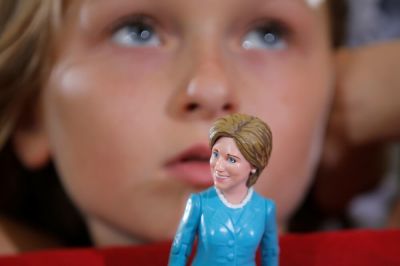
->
[209,113,272,187]
[1,0,345,248]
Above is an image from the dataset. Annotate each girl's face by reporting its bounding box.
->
[210,137,254,194]
[30,0,333,244]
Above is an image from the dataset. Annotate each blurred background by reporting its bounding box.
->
[289,0,400,232]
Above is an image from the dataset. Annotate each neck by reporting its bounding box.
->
[216,186,253,209]
[218,185,249,205]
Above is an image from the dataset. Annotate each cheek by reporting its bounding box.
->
[41,57,169,211]
[243,51,334,224]
[229,164,245,177]
[209,159,215,170]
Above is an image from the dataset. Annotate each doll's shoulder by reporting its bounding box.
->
[186,187,215,209]
[188,187,219,209]
[253,191,276,211]
[196,186,217,200]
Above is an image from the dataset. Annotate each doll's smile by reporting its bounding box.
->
[214,172,229,180]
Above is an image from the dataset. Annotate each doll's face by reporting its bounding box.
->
[210,137,254,193]
[24,0,333,244]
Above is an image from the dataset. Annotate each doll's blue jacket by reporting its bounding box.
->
[168,187,279,266]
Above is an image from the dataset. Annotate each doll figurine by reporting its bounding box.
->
[168,113,279,266]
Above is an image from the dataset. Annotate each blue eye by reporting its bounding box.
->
[212,151,219,158]
[228,157,236,164]
[242,22,287,50]
[112,19,160,47]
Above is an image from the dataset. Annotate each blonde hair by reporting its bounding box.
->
[209,113,272,187]
[0,0,63,148]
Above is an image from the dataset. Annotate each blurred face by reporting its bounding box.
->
[39,0,333,244]
[210,137,254,195]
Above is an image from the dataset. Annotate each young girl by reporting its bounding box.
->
[0,0,343,253]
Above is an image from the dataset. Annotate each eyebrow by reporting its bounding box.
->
[227,154,241,160]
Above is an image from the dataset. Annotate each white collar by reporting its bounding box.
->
[215,187,254,209]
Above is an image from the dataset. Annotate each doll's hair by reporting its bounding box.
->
[209,113,272,187]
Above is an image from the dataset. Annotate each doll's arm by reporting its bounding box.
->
[168,193,201,266]
[261,200,279,266]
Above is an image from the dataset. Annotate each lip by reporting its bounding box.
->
[214,172,229,179]
[214,172,230,183]
[165,143,213,187]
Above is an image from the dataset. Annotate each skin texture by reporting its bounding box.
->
[210,137,255,204]
[13,0,334,246]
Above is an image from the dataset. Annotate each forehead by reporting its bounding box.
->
[85,0,325,6]
[79,0,327,13]
[214,138,240,153]
[72,0,329,32]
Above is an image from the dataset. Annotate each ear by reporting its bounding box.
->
[11,107,50,170]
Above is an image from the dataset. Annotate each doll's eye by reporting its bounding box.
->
[228,156,237,164]
[242,21,287,50]
[111,17,160,47]
[212,151,219,158]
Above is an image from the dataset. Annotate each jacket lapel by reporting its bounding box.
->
[204,189,236,236]
[235,194,260,234]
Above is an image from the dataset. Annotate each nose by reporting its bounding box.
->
[214,156,225,172]
[168,45,239,120]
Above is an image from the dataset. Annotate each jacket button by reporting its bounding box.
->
[227,253,234,260]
